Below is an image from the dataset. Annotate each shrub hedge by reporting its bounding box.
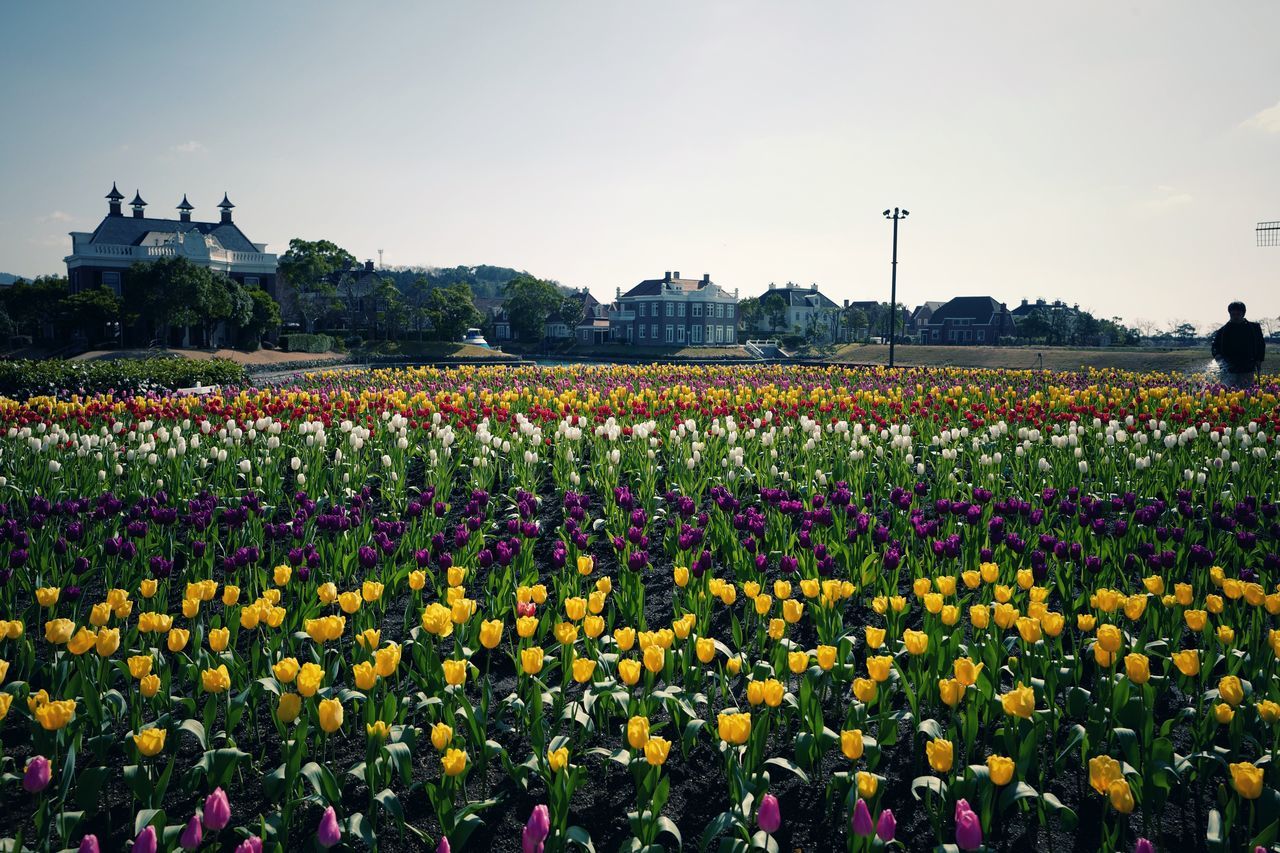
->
[0,357,248,400]
[279,334,334,353]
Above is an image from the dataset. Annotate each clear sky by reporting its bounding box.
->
[2,1,1278,330]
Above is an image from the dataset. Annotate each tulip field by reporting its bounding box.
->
[2,363,1280,852]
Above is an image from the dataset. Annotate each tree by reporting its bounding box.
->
[372,277,406,340]
[127,257,213,344]
[0,276,69,340]
[842,306,868,341]
[556,296,586,332]
[1015,309,1055,344]
[503,274,564,341]
[1169,321,1199,344]
[402,275,433,339]
[737,297,762,334]
[278,239,355,332]
[424,283,483,342]
[237,287,282,349]
[59,286,122,343]
[760,291,788,332]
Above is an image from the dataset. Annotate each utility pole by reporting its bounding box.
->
[377,249,384,269]
[883,208,909,368]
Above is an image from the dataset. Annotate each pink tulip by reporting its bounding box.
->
[133,826,158,853]
[851,798,874,836]
[23,756,51,793]
[1135,840,1154,853]
[235,839,263,853]
[203,787,231,831]
[877,809,897,842]
[757,793,781,834]
[78,836,100,853]
[523,804,551,853]
[179,815,203,851]
[955,801,983,851]
[438,837,451,853]
[318,806,342,848]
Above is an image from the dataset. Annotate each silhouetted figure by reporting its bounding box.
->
[1211,301,1265,388]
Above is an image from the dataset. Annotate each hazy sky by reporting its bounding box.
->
[3,2,1278,329]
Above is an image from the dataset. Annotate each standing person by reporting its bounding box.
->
[1210,301,1265,388]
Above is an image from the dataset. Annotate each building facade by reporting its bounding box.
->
[919,296,1015,345]
[754,282,843,342]
[610,271,739,346]
[65,183,278,298]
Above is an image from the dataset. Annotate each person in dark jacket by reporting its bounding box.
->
[1211,301,1265,388]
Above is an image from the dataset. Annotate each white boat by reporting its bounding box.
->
[462,328,490,348]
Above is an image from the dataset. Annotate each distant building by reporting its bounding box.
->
[1011,297,1079,320]
[547,288,600,340]
[909,301,945,336]
[610,271,739,346]
[919,296,1015,345]
[474,297,511,342]
[65,183,278,298]
[756,282,844,342]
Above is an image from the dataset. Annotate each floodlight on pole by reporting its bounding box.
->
[883,207,909,368]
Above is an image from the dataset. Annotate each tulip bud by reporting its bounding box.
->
[876,809,897,842]
[851,798,874,836]
[180,815,203,851]
[203,787,231,831]
[757,793,781,834]
[317,806,342,848]
[134,827,158,853]
[955,800,983,851]
[234,838,263,853]
[1135,840,1154,853]
[78,835,100,853]
[523,804,551,853]
[23,755,51,793]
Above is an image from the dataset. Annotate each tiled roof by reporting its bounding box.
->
[763,286,840,310]
[87,215,259,253]
[928,296,1008,325]
[622,277,717,298]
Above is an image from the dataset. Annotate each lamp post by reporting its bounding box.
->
[883,207,908,368]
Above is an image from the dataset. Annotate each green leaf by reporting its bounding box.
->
[911,775,948,802]
[700,810,742,853]
[374,788,405,822]
[764,756,809,784]
[1040,793,1077,831]
[566,825,596,852]
[997,781,1039,812]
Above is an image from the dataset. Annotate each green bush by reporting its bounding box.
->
[0,357,248,400]
[279,333,334,353]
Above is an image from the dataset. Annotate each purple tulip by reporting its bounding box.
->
[522,804,551,853]
[317,806,342,848]
[1135,840,1154,853]
[78,835,100,853]
[851,798,874,836]
[876,809,897,842]
[955,800,983,851]
[23,756,51,793]
[203,787,231,830]
[133,826,158,853]
[757,793,781,834]
[180,815,203,851]
[437,837,451,853]
[235,839,263,853]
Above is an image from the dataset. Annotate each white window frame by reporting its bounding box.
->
[676,325,685,342]
[638,302,645,317]
[692,303,702,318]
[692,325,702,343]
[651,323,658,339]
[665,325,674,343]
[716,304,725,318]
[726,305,734,317]
[677,303,685,317]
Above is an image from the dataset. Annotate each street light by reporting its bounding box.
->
[883,208,909,368]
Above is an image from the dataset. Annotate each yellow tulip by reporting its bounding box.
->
[926,738,953,773]
[1219,675,1244,707]
[479,620,503,649]
[202,665,231,694]
[1230,762,1264,799]
[1088,754,1121,795]
[35,699,77,731]
[938,677,964,708]
[628,715,650,749]
[297,662,324,697]
[1001,682,1036,718]
[1124,653,1150,685]
[208,627,230,653]
[1172,649,1200,677]
[140,674,160,698]
[572,658,597,683]
[987,754,1014,786]
[841,729,864,760]
[521,646,544,676]
[903,629,929,656]
[853,678,878,703]
[95,628,120,657]
[441,747,468,776]
[857,771,878,798]
[353,661,378,691]
[442,659,467,686]
[432,722,453,751]
[644,736,671,766]
[547,746,569,772]
[954,657,983,687]
[318,697,344,733]
[1108,778,1135,813]
[618,658,641,685]
[133,727,167,757]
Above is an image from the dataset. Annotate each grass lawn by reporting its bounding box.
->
[818,343,1222,374]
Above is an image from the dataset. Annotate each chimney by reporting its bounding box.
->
[365,259,375,272]
[1020,298,1028,307]
[177,194,194,223]
[129,190,147,218]
[702,273,710,284]
[768,282,775,290]
[106,182,124,217]
[616,287,621,299]
[843,299,850,309]
[664,271,672,282]
[673,271,680,279]
[810,283,818,292]
[217,192,235,224]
